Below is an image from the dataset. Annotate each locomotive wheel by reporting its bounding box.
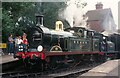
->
[23,59,32,69]
[48,61,60,70]
[23,58,38,70]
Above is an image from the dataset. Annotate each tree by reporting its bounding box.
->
[2,2,66,42]
[2,2,35,42]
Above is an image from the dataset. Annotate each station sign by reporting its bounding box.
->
[0,43,7,48]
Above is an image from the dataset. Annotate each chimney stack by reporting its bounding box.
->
[35,14,44,26]
[95,2,103,9]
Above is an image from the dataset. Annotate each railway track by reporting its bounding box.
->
[47,67,91,78]
[2,61,102,78]
[2,67,91,78]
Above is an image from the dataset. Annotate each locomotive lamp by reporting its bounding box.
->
[19,45,23,52]
[37,45,43,52]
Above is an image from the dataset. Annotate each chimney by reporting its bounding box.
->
[35,14,44,26]
[95,2,103,9]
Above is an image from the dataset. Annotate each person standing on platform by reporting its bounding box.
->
[22,33,28,52]
[14,36,19,53]
[8,34,14,55]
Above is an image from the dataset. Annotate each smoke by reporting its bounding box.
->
[101,15,117,36]
[59,0,87,28]
[59,0,118,36]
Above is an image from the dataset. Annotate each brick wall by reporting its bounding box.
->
[87,20,104,32]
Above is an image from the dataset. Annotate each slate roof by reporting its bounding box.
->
[86,8,113,22]
[85,8,115,32]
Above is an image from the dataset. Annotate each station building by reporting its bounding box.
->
[86,2,116,34]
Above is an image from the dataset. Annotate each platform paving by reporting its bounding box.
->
[78,59,120,78]
[0,55,18,64]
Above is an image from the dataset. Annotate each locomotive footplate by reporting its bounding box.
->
[45,51,101,56]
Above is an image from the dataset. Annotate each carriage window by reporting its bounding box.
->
[80,41,82,44]
[74,41,76,43]
[77,41,79,44]
[83,42,84,44]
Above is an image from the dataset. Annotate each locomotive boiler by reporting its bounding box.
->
[27,15,74,52]
[15,15,118,69]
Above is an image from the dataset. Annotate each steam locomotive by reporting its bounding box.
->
[15,15,118,69]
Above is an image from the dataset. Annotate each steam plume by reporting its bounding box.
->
[59,0,87,28]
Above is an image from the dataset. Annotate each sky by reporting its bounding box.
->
[83,0,120,29]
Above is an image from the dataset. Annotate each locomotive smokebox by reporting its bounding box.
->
[36,14,44,26]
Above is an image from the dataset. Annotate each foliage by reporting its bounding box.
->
[2,2,66,42]
[2,2,35,42]
[42,2,66,29]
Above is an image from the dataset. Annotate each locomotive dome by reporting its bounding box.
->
[39,26,51,34]
[50,20,74,37]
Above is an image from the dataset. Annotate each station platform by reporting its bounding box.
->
[78,59,119,78]
[0,55,18,64]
